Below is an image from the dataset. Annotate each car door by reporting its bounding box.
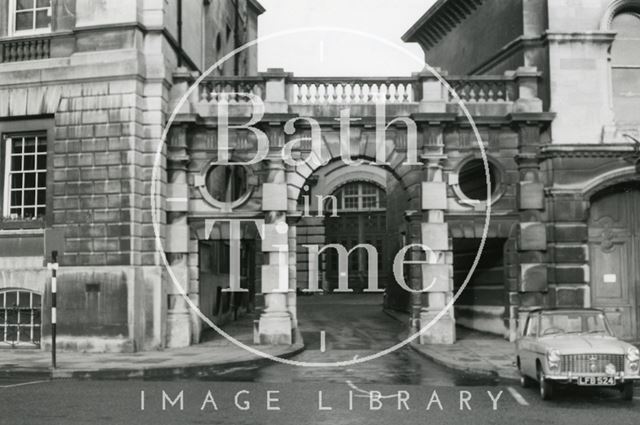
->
[518,313,539,377]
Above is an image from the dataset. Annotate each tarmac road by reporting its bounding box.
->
[1,294,638,425]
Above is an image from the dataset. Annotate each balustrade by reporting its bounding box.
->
[1,37,51,63]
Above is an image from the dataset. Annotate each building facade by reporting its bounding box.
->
[2,0,638,354]
[404,0,640,342]
[0,0,263,351]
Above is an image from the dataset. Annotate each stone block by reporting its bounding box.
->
[551,245,588,263]
[519,222,547,251]
[261,224,289,252]
[519,263,548,292]
[551,224,588,243]
[551,265,589,284]
[422,182,447,211]
[419,311,456,344]
[421,223,449,251]
[166,223,189,253]
[552,199,587,222]
[551,285,587,308]
[518,182,544,210]
[258,313,292,345]
[262,183,288,211]
[421,264,451,292]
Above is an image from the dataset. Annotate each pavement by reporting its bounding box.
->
[0,315,304,380]
[384,309,519,381]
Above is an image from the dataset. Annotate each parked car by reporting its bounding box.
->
[516,308,640,400]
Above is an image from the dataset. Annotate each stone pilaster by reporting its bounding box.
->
[512,121,547,340]
[258,157,293,345]
[165,124,192,348]
[419,154,455,344]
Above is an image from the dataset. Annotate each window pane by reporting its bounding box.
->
[37,137,46,152]
[11,174,23,189]
[24,190,35,205]
[32,294,41,307]
[23,208,36,218]
[10,191,22,207]
[36,0,51,7]
[24,155,35,170]
[18,311,31,325]
[35,9,50,29]
[25,173,36,188]
[36,207,45,217]
[11,139,23,154]
[7,309,17,324]
[37,155,46,170]
[23,138,36,153]
[16,0,33,11]
[11,156,22,172]
[0,293,4,307]
[37,190,45,204]
[17,292,29,307]
[15,11,33,31]
[6,326,17,342]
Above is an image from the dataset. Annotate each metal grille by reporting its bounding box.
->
[560,354,625,374]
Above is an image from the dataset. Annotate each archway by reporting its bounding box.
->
[588,182,640,340]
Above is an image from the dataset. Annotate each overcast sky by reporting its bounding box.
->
[257,0,435,76]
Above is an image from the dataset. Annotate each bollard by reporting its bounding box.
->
[48,251,58,369]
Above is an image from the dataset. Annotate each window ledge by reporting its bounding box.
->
[0,219,45,231]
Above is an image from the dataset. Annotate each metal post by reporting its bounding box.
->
[48,251,58,369]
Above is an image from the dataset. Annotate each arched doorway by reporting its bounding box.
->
[324,181,388,292]
[588,182,640,340]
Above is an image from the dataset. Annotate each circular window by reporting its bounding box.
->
[457,159,499,202]
[205,164,249,204]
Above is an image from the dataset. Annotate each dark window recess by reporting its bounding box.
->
[458,160,497,201]
[85,283,101,293]
[205,164,249,203]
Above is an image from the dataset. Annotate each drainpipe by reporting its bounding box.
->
[177,0,183,67]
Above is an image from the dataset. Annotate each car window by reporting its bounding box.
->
[526,314,538,336]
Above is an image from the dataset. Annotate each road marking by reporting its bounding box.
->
[507,387,530,406]
[320,331,326,353]
[0,380,49,389]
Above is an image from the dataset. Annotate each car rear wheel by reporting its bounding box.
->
[621,382,634,401]
[520,373,534,388]
[537,368,554,401]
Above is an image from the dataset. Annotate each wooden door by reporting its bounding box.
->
[589,186,640,340]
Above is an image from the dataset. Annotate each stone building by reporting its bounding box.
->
[2,0,638,354]
[403,0,640,342]
[0,0,264,351]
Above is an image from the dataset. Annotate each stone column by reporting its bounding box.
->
[258,157,293,344]
[512,121,547,341]
[419,155,455,344]
[165,125,192,348]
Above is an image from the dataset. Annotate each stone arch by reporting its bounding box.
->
[285,140,418,212]
[600,0,640,29]
[582,165,640,199]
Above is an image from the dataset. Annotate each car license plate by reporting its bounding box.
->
[577,376,616,386]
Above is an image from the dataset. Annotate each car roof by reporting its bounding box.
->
[527,308,605,315]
